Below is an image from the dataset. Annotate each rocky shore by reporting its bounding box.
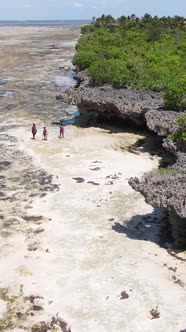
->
[56,73,163,125]
[57,72,186,248]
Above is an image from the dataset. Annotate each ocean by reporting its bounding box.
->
[0,20,91,27]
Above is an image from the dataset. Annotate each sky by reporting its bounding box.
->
[0,0,185,21]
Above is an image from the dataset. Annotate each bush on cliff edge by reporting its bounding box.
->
[171,113,186,142]
[164,75,186,110]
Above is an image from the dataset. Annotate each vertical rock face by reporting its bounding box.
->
[129,161,185,219]
[169,211,186,248]
[129,151,186,247]
[129,108,186,247]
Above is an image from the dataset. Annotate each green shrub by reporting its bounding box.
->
[81,25,94,34]
[73,50,96,70]
[164,75,186,110]
[88,59,131,87]
[171,113,186,142]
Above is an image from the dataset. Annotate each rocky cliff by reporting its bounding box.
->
[57,72,186,247]
[57,84,163,125]
[129,150,186,247]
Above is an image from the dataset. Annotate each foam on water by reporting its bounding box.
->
[63,41,77,47]
[55,73,76,89]
[0,90,14,97]
[66,105,79,115]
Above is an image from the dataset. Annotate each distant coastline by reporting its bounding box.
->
[0,19,91,27]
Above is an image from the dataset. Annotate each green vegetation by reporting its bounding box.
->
[164,75,186,110]
[143,167,176,180]
[73,14,186,109]
[157,168,176,175]
[171,113,186,142]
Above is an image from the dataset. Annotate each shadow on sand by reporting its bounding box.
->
[112,210,186,257]
[75,113,175,167]
[112,208,166,247]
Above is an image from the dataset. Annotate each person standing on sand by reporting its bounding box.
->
[31,123,37,139]
[59,125,64,138]
[43,127,48,140]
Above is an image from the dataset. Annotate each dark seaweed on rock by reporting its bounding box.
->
[31,315,71,332]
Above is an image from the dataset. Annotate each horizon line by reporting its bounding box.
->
[0,19,91,22]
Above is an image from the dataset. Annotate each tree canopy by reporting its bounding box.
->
[73,14,186,109]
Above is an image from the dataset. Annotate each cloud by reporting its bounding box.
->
[73,2,83,7]
[23,1,32,8]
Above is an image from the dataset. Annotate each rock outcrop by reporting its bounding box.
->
[145,110,183,136]
[130,151,186,215]
[129,151,186,247]
[57,85,163,125]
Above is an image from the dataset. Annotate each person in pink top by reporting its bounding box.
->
[59,125,64,138]
[31,123,37,139]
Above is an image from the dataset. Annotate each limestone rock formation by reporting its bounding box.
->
[57,85,163,124]
[129,151,186,247]
[145,110,183,136]
[129,153,186,217]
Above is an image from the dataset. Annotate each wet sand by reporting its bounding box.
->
[0,24,186,331]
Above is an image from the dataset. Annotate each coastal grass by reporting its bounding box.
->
[157,168,176,176]
[143,167,176,179]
